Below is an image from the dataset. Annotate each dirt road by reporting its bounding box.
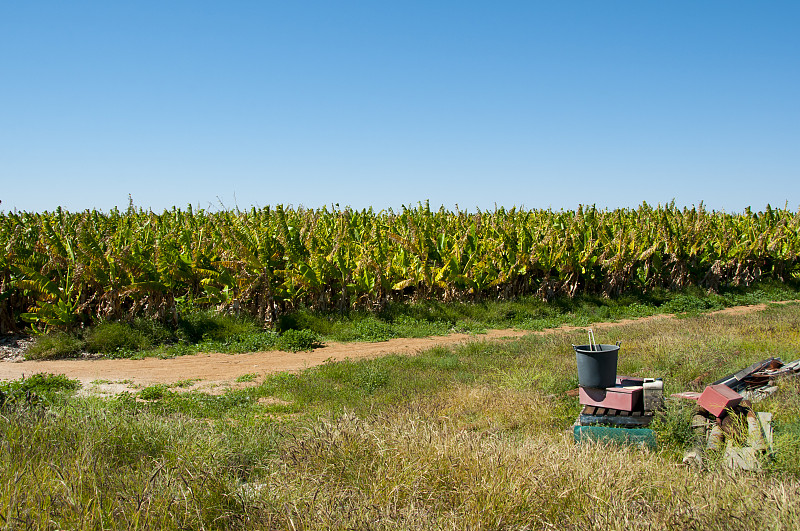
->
[0,303,780,394]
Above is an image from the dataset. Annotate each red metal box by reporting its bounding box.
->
[579,376,644,412]
[698,384,743,418]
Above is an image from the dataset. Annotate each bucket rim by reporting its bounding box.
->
[573,344,620,353]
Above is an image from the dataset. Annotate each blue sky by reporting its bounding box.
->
[2,1,798,213]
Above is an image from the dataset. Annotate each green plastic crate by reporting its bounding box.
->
[573,423,656,449]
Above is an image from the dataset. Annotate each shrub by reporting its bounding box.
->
[26,332,84,359]
[85,322,151,353]
[276,310,328,334]
[131,317,175,344]
[276,329,322,352]
[177,312,221,343]
[178,311,263,343]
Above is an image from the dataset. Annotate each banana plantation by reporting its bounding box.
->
[1,202,799,333]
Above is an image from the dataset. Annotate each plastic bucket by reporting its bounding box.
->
[573,344,619,388]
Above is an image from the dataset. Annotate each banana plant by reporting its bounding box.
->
[17,265,82,332]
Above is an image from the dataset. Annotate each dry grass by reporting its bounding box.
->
[256,405,800,529]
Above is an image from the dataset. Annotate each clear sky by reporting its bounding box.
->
[2,1,798,213]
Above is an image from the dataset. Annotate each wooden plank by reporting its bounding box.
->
[725,445,761,471]
[671,391,701,401]
[581,406,654,419]
[782,358,800,372]
[757,412,774,453]
[746,411,767,451]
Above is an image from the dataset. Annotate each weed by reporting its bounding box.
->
[21,281,800,362]
[346,317,397,342]
[662,293,723,315]
[170,379,200,388]
[389,314,452,337]
[139,384,170,400]
[650,399,700,457]
[25,332,83,359]
[769,419,800,476]
[0,373,81,407]
[158,342,198,358]
[224,331,280,353]
[452,318,487,334]
[354,365,390,394]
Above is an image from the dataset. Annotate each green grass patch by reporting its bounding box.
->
[0,373,81,407]
[139,384,171,401]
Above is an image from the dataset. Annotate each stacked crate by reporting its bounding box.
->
[573,376,663,447]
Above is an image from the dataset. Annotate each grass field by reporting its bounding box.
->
[2,301,799,529]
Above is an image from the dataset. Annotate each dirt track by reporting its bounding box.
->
[0,303,780,395]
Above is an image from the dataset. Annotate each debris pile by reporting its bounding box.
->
[711,357,800,401]
[683,398,773,471]
[673,356,799,470]
[0,335,33,362]
[571,329,798,459]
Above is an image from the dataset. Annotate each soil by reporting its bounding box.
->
[0,303,785,396]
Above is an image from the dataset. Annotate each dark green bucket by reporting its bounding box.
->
[573,344,619,388]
